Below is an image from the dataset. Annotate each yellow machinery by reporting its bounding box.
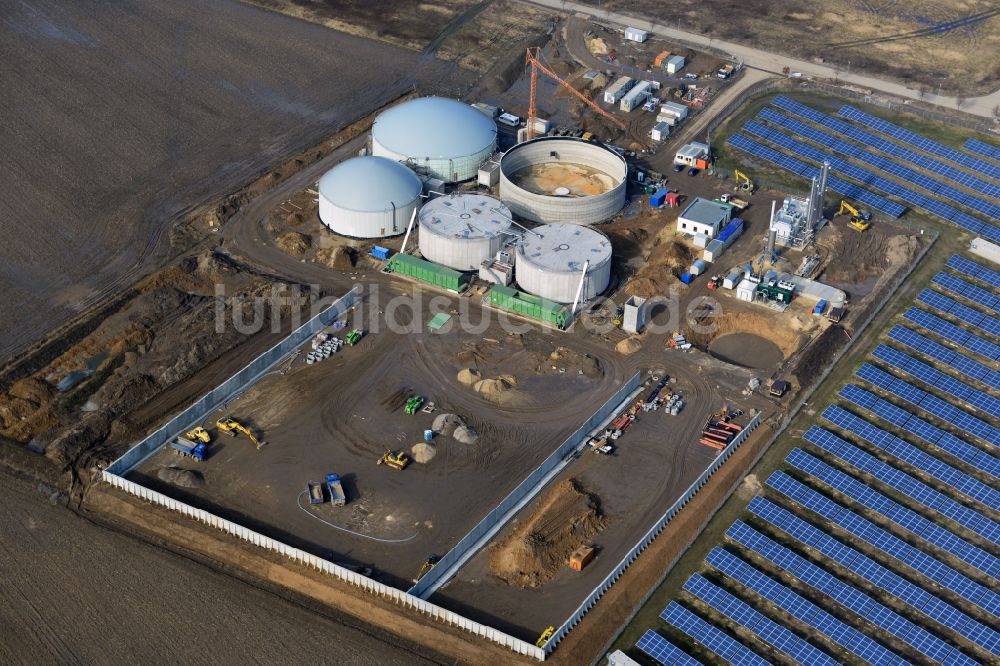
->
[413,555,438,583]
[377,450,410,470]
[184,427,211,444]
[216,417,265,449]
[733,170,755,192]
[536,626,555,648]
[837,200,871,231]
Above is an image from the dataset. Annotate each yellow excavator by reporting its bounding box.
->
[216,417,266,449]
[838,200,871,232]
[733,169,755,193]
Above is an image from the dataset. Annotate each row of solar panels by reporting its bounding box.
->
[857,362,999,445]
[742,119,1000,243]
[757,106,1000,220]
[838,105,1000,181]
[933,272,1000,313]
[748,496,1000,654]
[726,133,905,216]
[872,344,1000,417]
[839,383,1000,480]
[772,96,1000,199]
[948,255,1000,291]
[887,325,1000,391]
[904,307,1000,361]
[964,137,1000,162]
[917,289,1000,338]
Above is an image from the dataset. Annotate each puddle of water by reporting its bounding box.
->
[709,333,784,370]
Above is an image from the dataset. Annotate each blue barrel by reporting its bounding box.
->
[423,429,434,441]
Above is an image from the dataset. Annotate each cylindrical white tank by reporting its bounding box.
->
[499,137,627,225]
[418,194,513,271]
[318,156,422,238]
[516,224,612,303]
[371,97,498,183]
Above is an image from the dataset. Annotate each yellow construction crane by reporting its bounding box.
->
[216,417,266,449]
[837,200,871,231]
[525,46,625,140]
[733,170,755,192]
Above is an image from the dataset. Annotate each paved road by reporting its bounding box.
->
[523,0,1000,119]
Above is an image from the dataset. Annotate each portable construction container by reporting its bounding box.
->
[717,218,744,246]
[665,55,686,74]
[603,76,635,105]
[387,254,470,292]
[656,113,678,127]
[531,118,552,135]
[692,233,709,248]
[654,51,672,68]
[649,188,668,207]
[624,27,648,43]
[689,259,707,276]
[813,299,828,316]
[660,101,688,121]
[489,285,570,329]
[723,272,741,289]
[620,81,652,112]
[679,273,695,285]
[370,245,391,261]
[703,239,726,262]
[651,122,670,142]
[736,278,756,302]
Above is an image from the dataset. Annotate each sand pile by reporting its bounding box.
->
[473,374,524,405]
[454,424,479,445]
[411,442,436,463]
[544,347,603,377]
[615,337,642,355]
[157,466,205,488]
[624,238,692,298]
[490,479,607,588]
[432,413,479,444]
[276,231,311,256]
[456,368,481,386]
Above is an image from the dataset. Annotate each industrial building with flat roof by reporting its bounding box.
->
[677,197,732,238]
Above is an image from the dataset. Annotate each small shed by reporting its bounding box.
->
[665,55,686,74]
[651,121,671,142]
[624,27,648,43]
[770,380,790,397]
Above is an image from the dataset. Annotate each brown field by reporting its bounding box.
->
[588,0,1000,94]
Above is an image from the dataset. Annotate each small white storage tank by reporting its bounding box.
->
[516,223,612,303]
[318,156,422,238]
[371,97,498,183]
[418,194,513,271]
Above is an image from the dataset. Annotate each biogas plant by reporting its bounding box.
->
[312,97,631,328]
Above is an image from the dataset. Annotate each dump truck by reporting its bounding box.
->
[326,473,346,506]
[307,480,325,505]
[216,417,266,449]
[184,427,211,443]
[404,395,425,415]
[169,437,208,461]
[377,450,410,470]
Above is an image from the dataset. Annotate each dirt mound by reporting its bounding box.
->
[157,466,205,488]
[276,231,311,256]
[411,442,436,463]
[737,473,762,500]
[490,478,607,588]
[454,424,479,445]
[9,378,55,405]
[624,238,693,298]
[432,413,465,436]
[456,368,481,386]
[543,347,603,378]
[473,374,525,405]
[315,246,357,270]
[615,337,642,355]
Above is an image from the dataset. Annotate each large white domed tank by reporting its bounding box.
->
[318,156,422,238]
[418,194,512,271]
[515,223,612,303]
[371,97,498,183]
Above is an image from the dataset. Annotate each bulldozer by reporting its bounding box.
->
[184,426,211,444]
[733,169,755,193]
[377,450,410,470]
[837,200,871,232]
[216,417,266,449]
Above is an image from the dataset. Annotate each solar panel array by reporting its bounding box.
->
[803,424,1000,547]
[725,520,975,665]
[773,96,1000,199]
[767,471,1000,618]
[705,547,907,666]
[856,362,1000,446]
[788,444,1000,580]
[747,497,1000,654]
[872,344,1000,417]
[636,630,701,666]
[660,601,770,666]
[887,325,1000,391]
[917,289,1000,338]
[933,272,1000,313]
[758,106,1000,219]
[948,255,1000,290]
[838,105,1000,181]
[904,307,1000,361]
[742,119,1000,242]
[682,574,839,666]
[726,133,905,216]
[839,384,1000,481]
[965,137,1000,162]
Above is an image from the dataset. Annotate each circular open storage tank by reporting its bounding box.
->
[318,156,422,238]
[515,223,612,303]
[499,137,627,225]
[418,194,513,271]
[371,97,498,183]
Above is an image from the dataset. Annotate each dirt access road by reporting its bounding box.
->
[0,0,466,361]
[0,473,441,665]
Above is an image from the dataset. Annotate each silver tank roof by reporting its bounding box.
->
[318,156,422,212]
[518,223,612,273]
[373,97,497,159]
[419,194,512,240]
